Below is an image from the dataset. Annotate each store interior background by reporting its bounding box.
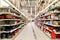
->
[0,0,60,40]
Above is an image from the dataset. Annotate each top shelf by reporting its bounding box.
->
[4,0,28,19]
[36,0,58,18]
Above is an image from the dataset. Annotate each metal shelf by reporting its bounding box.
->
[41,11,60,17]
[0,19,20,21]
[0,24,25,33]
[0,21,24,26]
[0,12,22,18]
[44,23,60,27]
[41,19,60,21]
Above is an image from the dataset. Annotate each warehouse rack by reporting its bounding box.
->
[35,0,60,39]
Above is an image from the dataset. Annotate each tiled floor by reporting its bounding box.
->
[14,22,51,40]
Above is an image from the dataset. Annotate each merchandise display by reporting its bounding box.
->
[35,0,60,39]
[0,6,27,39]
[37,0,54,12]
[1,0,60,40]
[5,0,29,18]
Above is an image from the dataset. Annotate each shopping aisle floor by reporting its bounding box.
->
[15,22,51,40]
[31,22,51,40]
[15,22,35,40]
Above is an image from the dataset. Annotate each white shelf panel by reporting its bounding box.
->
[0,39,12,40]
[0,21,24,26]
[44,23,60,27]
[0,19,20,21]
[41,19,60,21]
[0,12,22,18]
[41,11,60,17]
[0,22,25,33]
[10,26,22,32]
[55,32,60,34]
[0,24,24,33]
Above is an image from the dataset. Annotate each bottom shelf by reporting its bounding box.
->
[0,29,19,39]
[0,24,26,40]
[0,39,12,40]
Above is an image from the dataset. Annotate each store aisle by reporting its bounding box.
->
[14,22,36,40]
[15,22,51,40]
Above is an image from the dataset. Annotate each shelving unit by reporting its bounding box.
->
[35,0,60,39]
[35,0,58,18]
[4,0,28,19]
[0,4,28,40]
